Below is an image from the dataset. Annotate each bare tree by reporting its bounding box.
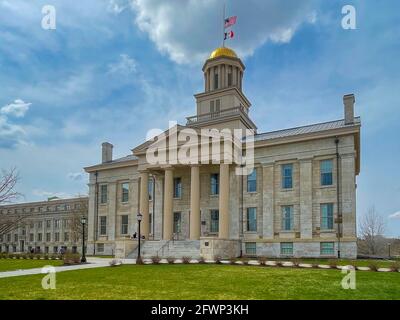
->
[0,167,22,204]
[69,196,88,243]
[359,206,386,255]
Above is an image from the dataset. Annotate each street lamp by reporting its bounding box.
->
[81,216,87,263]
[388,244,391,259]
[137,212,143,260]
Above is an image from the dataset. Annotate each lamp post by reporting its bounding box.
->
[81,216,87,263]
[137,212,143,260]
[388,244,391,259]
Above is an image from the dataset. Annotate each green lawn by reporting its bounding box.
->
[0,259,63,272]
[0,264,399,300]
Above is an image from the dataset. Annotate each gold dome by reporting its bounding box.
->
[209,47,237,59]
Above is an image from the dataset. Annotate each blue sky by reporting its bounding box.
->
[0,0,399,236]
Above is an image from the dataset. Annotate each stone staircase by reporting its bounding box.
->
[127,240,201,259]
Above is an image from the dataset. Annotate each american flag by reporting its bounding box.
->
[224,16,237,29]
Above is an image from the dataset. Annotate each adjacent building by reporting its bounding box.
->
[84,47,360,259]
[0,197,88,254]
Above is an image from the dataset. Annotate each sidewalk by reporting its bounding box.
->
[0,257,111,279]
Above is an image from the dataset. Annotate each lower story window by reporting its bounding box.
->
[121,215,128,235]
[245,242,257,255]
[320,242,335,255]
[97,243,104,253]
[173,212,181,234]
[280,242,293,255]
[210,210,219,233]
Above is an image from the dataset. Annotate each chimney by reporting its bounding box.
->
[102,142,113,163]
[343,94,355,125]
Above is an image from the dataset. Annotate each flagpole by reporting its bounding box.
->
[222,3,226,47]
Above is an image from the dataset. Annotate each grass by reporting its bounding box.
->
[0,259,63,272]
[0,264,399,300]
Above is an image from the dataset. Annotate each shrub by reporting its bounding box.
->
[229,257,237,265]
[109,259,121,267]
[259,256,267,266]
[291,258,301,268]
[151,256,161,264]
[167,257,175,264]
[22,254,28,259]
[43,254,49,260]
[214,256,222,264]
[390,261,400,272]
[198,257,206,264]
[328,259,338,268]
[368,262,379,272]
[63,252,80,265]
[182,256,191,264]
[275,261,283,267]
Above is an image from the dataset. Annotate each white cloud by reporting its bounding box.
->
[1,99,31,117]
[130,0,316,64]
[108,0,129,14]
[108,54,137,75]
[32,189,73,200]
[67,172,85,181]
[0,115,27,148]
[389,211,400,219]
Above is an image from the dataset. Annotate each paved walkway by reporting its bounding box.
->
[0,258,111,279]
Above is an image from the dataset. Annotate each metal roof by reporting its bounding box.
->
[252,117,361,142]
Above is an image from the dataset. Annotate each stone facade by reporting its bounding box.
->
[84,47,361,259]
[0,197,88,254]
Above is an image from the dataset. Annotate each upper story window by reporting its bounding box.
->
[281,164,293,189]
[247,169,257,192]
[14,234,18,242]
[281,205,294,231]
[210,173,219,195]
[100,185,108,204]
[214,70,218,90]
[37,221,43,229]
[173,178,182,198]
[246,207,257,232]
[100,216,107,236]
[46,220,51,229]
[148,179,153,201]
[321,203,334,230]
[121,182,129,203]
[320,159,333,186]
[54,219,61,229]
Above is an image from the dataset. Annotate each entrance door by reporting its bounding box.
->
[20,240,24,253]
[173,212,181,237]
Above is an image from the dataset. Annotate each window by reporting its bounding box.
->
[245,242,256,255]
[13,245,17,253]
[148,179,153,201]
[46,220,51,229]
[100,216,107,236]
[7,234,11,242]
[63,219,70,229]
[321,203,334,230]
[37,221,43,229]
[46,233,51,242]
[64,232,69,241]
[121,215,128,235]
[38,233,42,241]
[53,246,58,254]
[54,219,61,229]
[227,69,233,86]
[55,232,60,242]
[121,182,129,203]
[211,174,219,195]
[72,246,77,254]
[247,169,257,192]
[214,70,218,90]
[320,160,333,186]
[282,164,293,189]
[215,99,220,113]
[246,208,257,232]
[14,234,18,242]
[321,242,335,255]
[45,247,49,253]
[174,178,182,198]
[100,185,108,204]
[210,210,219,233]
[210,100,215,113]
[97,243,104,253]
[281,206,294,231]
[173,212,181,234]
[280,243,294,255]
[29,233,34,242]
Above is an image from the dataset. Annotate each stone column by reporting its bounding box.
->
[190,165,201,240]
[87,182,96,244]
[262,164,274,239]
[108,182,117,240]
[219,164,230,239]
[163,167,174,240]
[210,67,215,91]
[233,66,237,87]
[340,153,356,238]
[299,159,313,239]
[139,171,150,239]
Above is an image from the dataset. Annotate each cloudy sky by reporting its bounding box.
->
[0,0,399,236]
